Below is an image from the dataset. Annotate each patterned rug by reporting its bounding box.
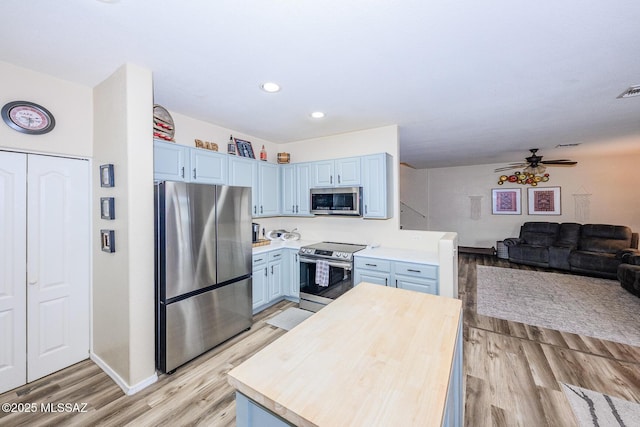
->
[266,307,313,331]
[476,266,640,347]
[562,383,640,427]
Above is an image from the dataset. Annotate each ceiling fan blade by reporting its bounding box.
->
[494,165,523,172]
[541,160,577,165]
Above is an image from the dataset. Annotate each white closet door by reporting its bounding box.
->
[0,152,27,394]
[26,155,90,382]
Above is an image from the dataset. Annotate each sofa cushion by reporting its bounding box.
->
[569,251,620,275]
[578,224,632,253]
[508,245,549,264]
[556,222,581,247]
[520,222,560,246]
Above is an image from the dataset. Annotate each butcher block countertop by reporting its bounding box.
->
[227,282,463,427]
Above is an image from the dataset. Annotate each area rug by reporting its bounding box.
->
[476,266,640,347]
[266,307,314,331]
[562,383,640,427]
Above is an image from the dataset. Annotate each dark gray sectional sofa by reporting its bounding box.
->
[503,222,639,279]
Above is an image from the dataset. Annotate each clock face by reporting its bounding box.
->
[1,101,55,134]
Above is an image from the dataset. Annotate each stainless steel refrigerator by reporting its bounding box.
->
[155,181,252,373]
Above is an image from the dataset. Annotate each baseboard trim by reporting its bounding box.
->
[90,352,158,396]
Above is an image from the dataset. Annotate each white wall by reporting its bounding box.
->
[92,64,156,392]
[169,111,280,164]
[423,149,640,247]
[0,61,92,157]
[400,164,429,230]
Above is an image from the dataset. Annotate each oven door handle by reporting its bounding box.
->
[299,256,352,270]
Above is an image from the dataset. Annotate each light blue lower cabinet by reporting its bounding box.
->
[235,392,294,427]
[354,256,439,295]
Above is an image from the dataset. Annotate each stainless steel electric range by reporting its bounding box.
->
[298,241,367,312]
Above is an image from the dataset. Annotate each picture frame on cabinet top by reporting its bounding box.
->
[235,138,255,159]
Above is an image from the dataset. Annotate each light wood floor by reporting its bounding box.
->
[1,254,639,426]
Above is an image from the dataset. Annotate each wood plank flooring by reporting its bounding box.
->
[1,254,639,426]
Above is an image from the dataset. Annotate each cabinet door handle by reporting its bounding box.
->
[181,167,185,178]
[395,279,398,288]
[260,206,263,214]
[330,175,333,184]
[255,258,264,262]
[264,267,268,277]
[365,205,368,214]
[338,174,341,184]
[385,277,388,286]
[365,263,377,267]
[296,205,299,213]
[292,204,295,213]
[407,269,421,273]
[271,265,274,274]
[254,206,257,214]
[193,168,197,179]
[273,254,281,258]
[295,254,298,261]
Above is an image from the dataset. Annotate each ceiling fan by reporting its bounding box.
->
[494,148,577,174]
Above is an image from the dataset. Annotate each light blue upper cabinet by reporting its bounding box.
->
[229,156,259,216]
[361,153,393,219]
[281,162,311,216]
[281,164,296,215]
[154,139,188,181]
[190,148,228,184]
[335,157,361,186]
[311,157,360,187]
[258,162,280,216]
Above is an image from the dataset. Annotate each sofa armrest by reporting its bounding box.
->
[616,248,640,261]
[503,238,522,247]
[623,254,640,266]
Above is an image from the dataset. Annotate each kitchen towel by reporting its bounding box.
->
[315,260,330,287]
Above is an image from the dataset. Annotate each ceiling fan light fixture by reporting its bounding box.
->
[310,111,325,119]
[523,164,546,175]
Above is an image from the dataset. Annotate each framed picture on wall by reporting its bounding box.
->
[492,188,521,215]
[100,164,115,187]
[528,186,561,215]
[100,229,115,253]
[100,197,115,220]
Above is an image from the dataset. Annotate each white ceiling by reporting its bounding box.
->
[2,0,640,168]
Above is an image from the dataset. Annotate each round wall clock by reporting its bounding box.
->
[1,101,56,135]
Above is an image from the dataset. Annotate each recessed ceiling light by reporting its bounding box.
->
[260,82,281,93]
[310,111,325,119]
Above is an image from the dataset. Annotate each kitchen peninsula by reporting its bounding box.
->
[227,282,463,426]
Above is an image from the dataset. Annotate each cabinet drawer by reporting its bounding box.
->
[268,250,284,262]
[394,262,437,279]
[354,257,391,272]
[396,277,438,295]
[252,254,268,268]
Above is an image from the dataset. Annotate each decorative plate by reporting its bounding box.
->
[153,104,175,141]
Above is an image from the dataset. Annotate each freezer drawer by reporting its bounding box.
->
[158,277,252,372]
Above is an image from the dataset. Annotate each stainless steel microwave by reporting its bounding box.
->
[310,187,362,216]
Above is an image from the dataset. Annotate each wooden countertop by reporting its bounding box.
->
[227,282,463,427]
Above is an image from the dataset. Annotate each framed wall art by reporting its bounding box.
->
[100,164,115,187]
[235,138,255,159]
[100,197,115,220]
[100,229,115,253]
[528,186,561,215]
[492,188,521,215]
